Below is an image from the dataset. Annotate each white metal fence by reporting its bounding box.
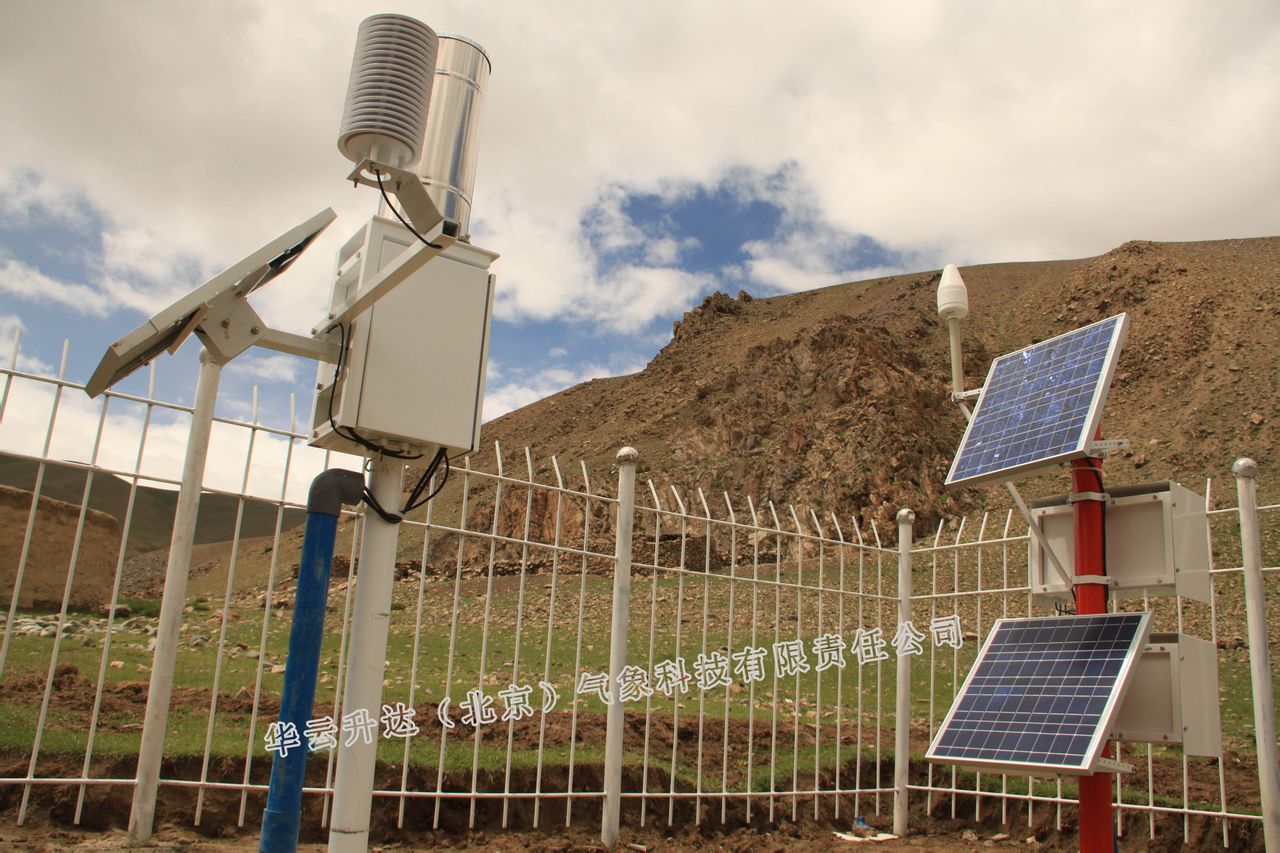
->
[0,343,1276,847]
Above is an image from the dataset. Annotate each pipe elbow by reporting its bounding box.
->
[307,468,366,517]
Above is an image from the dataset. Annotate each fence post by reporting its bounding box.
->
[1232,458,1280,850]
[602,447,638,848]
[894,508,914,837]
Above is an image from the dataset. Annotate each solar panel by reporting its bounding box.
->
[926,612,1150,775]
[85,208,335,397]
[946,314,1128,487]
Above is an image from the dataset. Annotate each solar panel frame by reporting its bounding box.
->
[925,612,1151,776]
[946,313,1129,488]
[85,208,335,398]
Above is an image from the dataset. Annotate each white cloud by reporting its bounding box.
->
[0,314,52,375]
[484,356,647,421]
[547,347,567,359]
[0,257,113,316]
[0,0,1275,406]
[0,369,361,505]
[227,353,306,385]
[0,169,86,226]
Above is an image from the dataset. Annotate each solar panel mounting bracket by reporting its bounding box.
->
[1068,491,1109,504]
[1088,438,1130,456]
[1093,756,1134,774]
[1072,575,1113,586]
[951,388,982,402]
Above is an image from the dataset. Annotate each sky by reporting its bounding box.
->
[0,0,1277,501]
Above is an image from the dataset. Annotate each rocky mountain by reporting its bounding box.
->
[468,236,1279,541]
[93,235,1276,586]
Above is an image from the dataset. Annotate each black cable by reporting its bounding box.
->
[361,485,403,524]
[323,321,422,461]
[403,448,449,515]
[373,169,443,250]
[406,453,450,514]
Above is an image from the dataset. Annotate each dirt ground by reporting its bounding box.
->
[0,749,1265,852]
[0,800,1265,852]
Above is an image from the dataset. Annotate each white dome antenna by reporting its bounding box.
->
[937,264,970,397]
[937,263,969,321]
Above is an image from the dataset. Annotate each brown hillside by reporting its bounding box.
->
[471,236,1278,539]
[0,485,120,609]
[118,236,1278,590]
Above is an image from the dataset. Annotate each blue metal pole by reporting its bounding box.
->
[261,469,364,853]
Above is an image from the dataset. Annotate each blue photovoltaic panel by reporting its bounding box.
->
[926,612,1150,775]
[946,314,1128,487]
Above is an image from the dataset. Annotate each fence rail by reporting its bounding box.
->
[0,343,1277,848]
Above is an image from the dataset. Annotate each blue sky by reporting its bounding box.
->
[1,1,1277,500]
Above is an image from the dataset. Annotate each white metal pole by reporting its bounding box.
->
[894,508,914,837]
[946,317,965,397]
[128,349,222,844]
[601,447,638,848]
[328,454,404,852]
[1232,458,1280,851]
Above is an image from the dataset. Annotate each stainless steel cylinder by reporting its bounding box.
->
[414,35,491,239]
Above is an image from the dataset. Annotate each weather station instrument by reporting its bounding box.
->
[85,13,498,852]
[928,266,1219,853]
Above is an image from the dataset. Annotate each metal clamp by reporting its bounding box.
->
[1094,755,1135,774]
[1068,491,1109,503]
[1073,575,1114,586]
[1088,438,1130,455]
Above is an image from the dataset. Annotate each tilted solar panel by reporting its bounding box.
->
[946,314,1128,487]
[926,612,1150,775]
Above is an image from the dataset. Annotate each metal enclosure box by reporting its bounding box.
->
[1028,481,1211,606]
[1111,633,1221,756]
[310,216,497,458]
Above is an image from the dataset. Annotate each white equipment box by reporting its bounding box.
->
[1112,632,1222,756]
[310,215,496,458]
[1028,481,1212,606]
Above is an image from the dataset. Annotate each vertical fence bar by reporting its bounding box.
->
[766,502,783,823]
[433,458,473,828]
[563,460,593,828]
[129,349,222,844]
[893,508,914,837]
[829,512,848,822]
[639,480,664,828]
[500,447,538,828]
[238,396,299,826]
[1232,458,1280,851]
[0,340,69,681]
[196,387,262,825]
[19,378,109,823]
[532,456,566,829]
[398,466,439,828]
[602,447,638,848]
[809,508,825,822]
[744,497,763,824]
[720,494,740,825]
[786,505,805,823]
[467,444,506,829]
[667,486,689,827]
[77,363,158,823]
[695,489,713,827]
